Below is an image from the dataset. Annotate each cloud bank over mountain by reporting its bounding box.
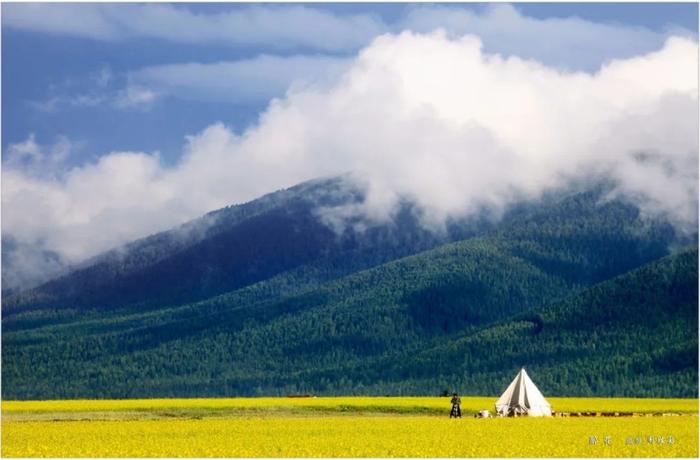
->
[2,31,698,289]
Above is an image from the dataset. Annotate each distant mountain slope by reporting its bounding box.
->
[2,186,692,398]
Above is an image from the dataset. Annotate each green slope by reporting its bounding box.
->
[358,247,699,397]
[3,241,695,399]
[1,186,694,399]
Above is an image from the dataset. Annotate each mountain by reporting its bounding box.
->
[1,177,696,399]
[3,176,486,314]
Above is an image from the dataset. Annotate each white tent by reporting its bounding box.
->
[495,368,552,417]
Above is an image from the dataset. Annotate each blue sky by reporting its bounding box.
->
[2,2,698,290]
[2,2,698,166]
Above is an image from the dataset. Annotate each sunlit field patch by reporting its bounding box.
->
[2,397,697,457]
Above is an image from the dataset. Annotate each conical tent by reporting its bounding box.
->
[495,368,552,416]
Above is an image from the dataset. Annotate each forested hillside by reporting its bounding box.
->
[367,247,698,397]
[2,180,696,399]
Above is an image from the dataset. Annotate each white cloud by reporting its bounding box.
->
[27,68,115,112]
[113,86,158,109]
[14,3,696,120]
[2,3,384,52]
[29,94,107,113]
[3,3,693,70]
[400,3,691,71]
[128,55,350,104]
[3,33,698,286]
[29,70,157,112]
[1,3,123,41]
[4,134,74,176]
[30,56,349,112]
[1,235,67,293]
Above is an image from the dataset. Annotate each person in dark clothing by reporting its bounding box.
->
[450,393,462,418]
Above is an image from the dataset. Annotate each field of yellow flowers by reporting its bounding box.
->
[2,397,698,457]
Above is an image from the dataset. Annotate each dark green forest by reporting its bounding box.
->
[2,179,697,399]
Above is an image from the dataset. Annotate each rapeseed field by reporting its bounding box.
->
[4,396,696,414]
[2,397,697,457]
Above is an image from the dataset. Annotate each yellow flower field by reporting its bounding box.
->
[4,395,697,414]
[2,397,698,457]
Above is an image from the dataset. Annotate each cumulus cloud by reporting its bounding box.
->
[2,32,698,288]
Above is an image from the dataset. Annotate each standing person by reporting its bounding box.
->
[450,393,462,418]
